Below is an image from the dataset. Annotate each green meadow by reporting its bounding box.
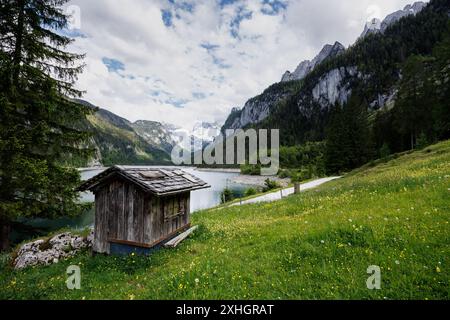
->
[1,140,449,300]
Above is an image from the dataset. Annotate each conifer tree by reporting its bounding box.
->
[325,97,372,174]
[0,0,92,250]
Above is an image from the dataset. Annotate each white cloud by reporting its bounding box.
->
[66,0,427,130]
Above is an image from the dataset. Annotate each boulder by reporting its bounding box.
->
[13,231,93,270]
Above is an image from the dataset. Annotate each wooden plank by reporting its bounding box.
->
[117,183,126,240]
[171,197,176,233]
[150,197,159,243]
[107,181,118,241]
[94,188,109,254]
[109,224,191,249]
[185,194,191,225]
[93,192,102,253]
[127,185,134,241]
[164,226,198,248]
[163,197,170,235]
[134,190,144,243]
[143,195,152,244]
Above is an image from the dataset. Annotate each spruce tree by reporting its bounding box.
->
[0,0,92,251]
[324,105,347,174]
[325,96,372,174]
[394,55,431,150]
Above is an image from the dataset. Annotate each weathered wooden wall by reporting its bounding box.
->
[93,178,191,254]
[146,193,190,246]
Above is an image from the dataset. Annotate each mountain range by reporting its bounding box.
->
[74,100,220,167]
[222,1,430,134]
[360,2,427,38]
[76,0,449,168]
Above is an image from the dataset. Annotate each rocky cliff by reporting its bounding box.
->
[360,1,426,39]
[221,1,432,137]
[281,42,346,82]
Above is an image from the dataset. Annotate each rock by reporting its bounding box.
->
[50,232,72,251]
[381,2,426,32]
[13,231,93,270]
[71,236,87,250]
[359,1,426,40]
[87,230,94,246]
[281,42,346,83]
[311,67,358,110]
[369,89,398,109]
[360,18,382,38]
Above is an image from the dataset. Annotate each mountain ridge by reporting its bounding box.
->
[221,0,444,139]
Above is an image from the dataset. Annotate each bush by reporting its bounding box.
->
[244,188,258,197]
[220,188,234,204]
[379,143,391,159]
[240,164,261,175]
[278,169,292,179]
[291,172,302,183]
[263,179,280,192]
[416,133,429,150]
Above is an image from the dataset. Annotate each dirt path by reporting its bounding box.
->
[228,177,342,207]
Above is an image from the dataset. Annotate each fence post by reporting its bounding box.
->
[294,182,301,194]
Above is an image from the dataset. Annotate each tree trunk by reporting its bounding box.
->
[0,220,11,252]
[411,131,415,150]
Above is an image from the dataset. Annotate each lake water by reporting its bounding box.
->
[13,167,245,241]
[80,167,244,212]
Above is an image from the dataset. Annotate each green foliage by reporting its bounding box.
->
[325,96,372,174]
[375,32,450,154]
[279,142,326,176]
[279,168,314,183]
[240,164,261,176]
[263,179,280,192]
[379,143,391,159]
[244,188,258,197]
[416,133,430,150]
[1,140,449,300]
[0,0,93,249]
[220,188,234,204]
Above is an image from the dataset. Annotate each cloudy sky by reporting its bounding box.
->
[65,0,426,130]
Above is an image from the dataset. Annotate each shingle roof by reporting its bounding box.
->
[78,166,210,196]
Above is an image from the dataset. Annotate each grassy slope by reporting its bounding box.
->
[1,141,449,300]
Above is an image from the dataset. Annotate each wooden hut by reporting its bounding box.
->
[78,166,210,254]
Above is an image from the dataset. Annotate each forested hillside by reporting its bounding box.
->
[65,100,173,167]
[223,0,450,175]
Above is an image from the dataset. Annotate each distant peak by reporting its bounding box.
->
[281,41,345,82]
[333,41,345,48]
[360,1,426,39]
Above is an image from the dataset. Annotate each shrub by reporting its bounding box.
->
[263,179,280,192]
[220,188,234,204]
[416,133,429,150]
[380,143,391,159]
[244,188,258,197]
[278,169,290,179]
[240,164,261,175]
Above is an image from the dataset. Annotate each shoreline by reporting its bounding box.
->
[194,168,241,173]
[230,175,291,188]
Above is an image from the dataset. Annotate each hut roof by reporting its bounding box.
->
[78,166,210,196]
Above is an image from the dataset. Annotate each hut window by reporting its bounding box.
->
[164,196,186,221]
